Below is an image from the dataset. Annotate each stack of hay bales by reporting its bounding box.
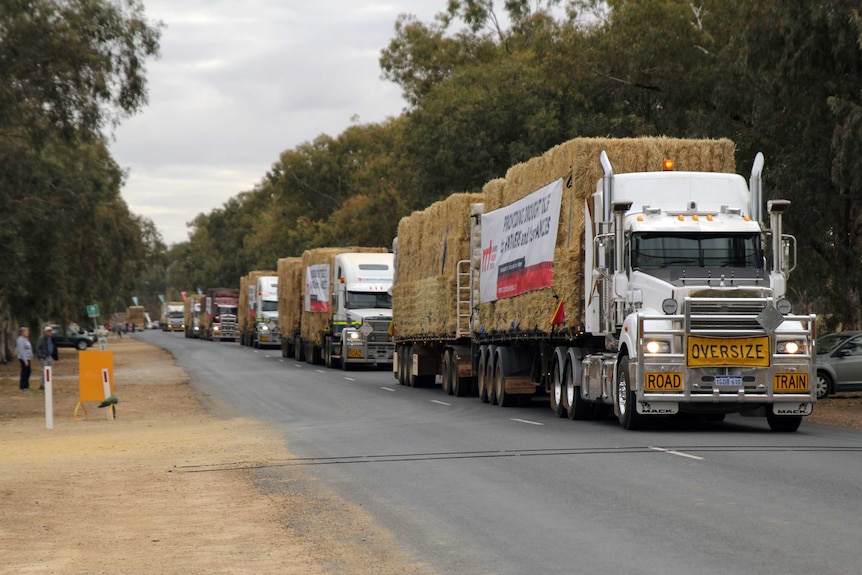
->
[300,247,389,346]
[482,136,736,334]
[393,192,483,338]
[277,257,303,343]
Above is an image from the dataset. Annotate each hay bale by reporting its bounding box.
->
[392,193,482,339]
[277,257,303,339]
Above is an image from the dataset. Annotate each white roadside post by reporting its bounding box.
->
[44,365,53,429]
[101,368,114,421]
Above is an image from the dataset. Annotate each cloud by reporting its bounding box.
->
[110,1,438,245]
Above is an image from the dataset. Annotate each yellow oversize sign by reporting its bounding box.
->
[687,335,770,368]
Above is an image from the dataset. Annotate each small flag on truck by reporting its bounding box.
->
[551,300,565,326]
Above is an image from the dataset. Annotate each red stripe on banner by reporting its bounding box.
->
[309,300,328,312]
[496,261,553,299]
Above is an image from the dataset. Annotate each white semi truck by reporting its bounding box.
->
[392,137,816,432]
[252,275,280,348]
[281,248,394,370]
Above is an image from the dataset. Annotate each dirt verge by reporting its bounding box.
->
[0,337,433,575]
[1,337,860,573]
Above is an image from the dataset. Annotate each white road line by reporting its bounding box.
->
[431,400,451,406]
[293,364,304,368]
[316,370,325,373]
[344,377,355,381]
[511,418,543,426]
[380,387,396,392]
[649,446,704,461]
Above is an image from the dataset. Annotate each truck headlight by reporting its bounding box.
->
[643,340,670,354]
[259,325,269,332]
[776,340,807,354]
[347,330,361,341]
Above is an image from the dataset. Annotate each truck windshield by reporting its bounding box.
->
[261,300,278,312]
[168,312,184,318]
[632,232,762,270]
[346,291,392,309]
[218,305,237,315]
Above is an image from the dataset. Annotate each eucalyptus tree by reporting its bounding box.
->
[0,0,161,359]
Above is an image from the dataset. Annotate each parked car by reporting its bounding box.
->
[48,324,96,351]
[815,331,862,399]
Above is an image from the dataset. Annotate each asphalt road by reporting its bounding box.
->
[140,330,862,575]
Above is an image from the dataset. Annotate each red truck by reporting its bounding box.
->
[201,288,240,341]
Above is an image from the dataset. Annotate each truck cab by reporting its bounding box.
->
[253,275,280,348]
[584,153,815,431]
[330,252,394,368]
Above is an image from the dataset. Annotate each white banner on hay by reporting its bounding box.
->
[305,263,330,312]
[480,178,562,303]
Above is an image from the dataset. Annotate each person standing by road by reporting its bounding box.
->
[35,326,58,390]
[16,327,33,390]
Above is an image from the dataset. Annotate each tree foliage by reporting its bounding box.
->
[0,0,162,360]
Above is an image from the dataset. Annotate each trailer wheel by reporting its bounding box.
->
[550,347,565,417]
[324,336,333,368]
[452,352,470,397]
[564,354,593,421]
[396,346,406,385]
[766,407,802,432]
[486,346,498,404]
[405,346,415,387]
[441,349,453,395]
[477,347,489,403]
[616,356,642,430]
[494,347,517,407]
[294,336,305,361]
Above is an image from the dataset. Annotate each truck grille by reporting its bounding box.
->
[686,298,767,332]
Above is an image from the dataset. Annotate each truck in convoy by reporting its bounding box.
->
[183,294,204,338]
[126,306,146,332]
[238,270,276,347]
[391,137,815,432]
[160,302,185,332]
[201,288,239,341]
[279,247,394,369]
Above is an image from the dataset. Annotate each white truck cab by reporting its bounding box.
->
[253,275,280,348]
[583,153,815,431]
[331,252,394,368]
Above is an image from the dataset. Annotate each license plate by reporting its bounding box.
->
[774,373,809,393]
[714,375,742,386]
[645,372,683,392]
[260,335,270,342]
[347,349,363,358]
[687,336,770,368]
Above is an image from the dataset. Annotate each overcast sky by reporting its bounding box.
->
[109,1,441,246]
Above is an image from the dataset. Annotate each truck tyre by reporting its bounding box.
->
[452,352,470,397]
[486,346,498,404]
[441,350,453,395]
[550,347,565,417]
[324,336,333,368]
[564,352,593,421]
[397,346,407,385]
[616,356,643,430]
[494,347,517,407]
[766,407,803,432]
[477,347,489,403]
[294,336,305,361]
